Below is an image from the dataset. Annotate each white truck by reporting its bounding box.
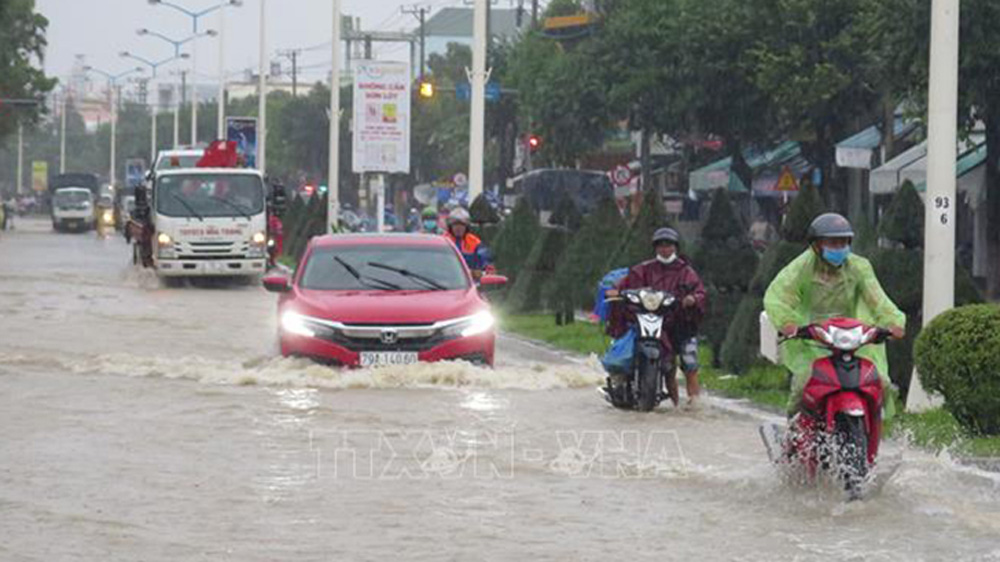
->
[136,167,269,279]
[51,187,96,232]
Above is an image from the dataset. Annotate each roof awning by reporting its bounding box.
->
[689,140,802,195]
[835,117,920,170]
[870,138,988,205]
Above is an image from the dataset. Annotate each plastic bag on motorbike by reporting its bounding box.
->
[602,326,636,375]
[593,267,630,323]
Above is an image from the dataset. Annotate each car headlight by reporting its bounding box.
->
[639,289,666,312]
[441,310,495,339]
[252,231,267,245]
[281,310,316,338]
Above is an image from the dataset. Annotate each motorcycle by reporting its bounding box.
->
[760,317,890,499]
[601,288,682,412]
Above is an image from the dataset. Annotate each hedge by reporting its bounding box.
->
[506,227,570,312]
[914,304,1000,435]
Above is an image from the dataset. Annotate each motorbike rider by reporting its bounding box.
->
[445,207,491,277]
[608,227,707,407]
[763,213,905,417]
[420,206,441,234]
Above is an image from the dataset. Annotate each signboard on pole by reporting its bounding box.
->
[352,60,411,174]
[226,117,258,168]
[31,161,48,193]
[125,159,147,188]
[774,166,799,192]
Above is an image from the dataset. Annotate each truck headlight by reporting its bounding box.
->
[157,232,173,246]
[252,231,267,245]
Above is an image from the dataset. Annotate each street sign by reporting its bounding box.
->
[774,166,799,192]
[456,82,501,102]
[352,60,412,174]
[611,164,633,187]
[31,161,48,193]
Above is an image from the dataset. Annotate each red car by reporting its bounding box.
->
[263,233,507,368]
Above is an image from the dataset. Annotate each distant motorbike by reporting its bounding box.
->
[602,288,682,412]
[760,318,890,499]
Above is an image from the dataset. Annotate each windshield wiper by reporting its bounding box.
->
[334,256,402,291]
[367,262,448,291]
[209,196,252,220]
[171,192,204,221]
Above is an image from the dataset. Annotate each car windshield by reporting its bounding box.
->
[54,190,91,206]
[155,154,202,170]
[155,174,264,218]
[300,245,469,291]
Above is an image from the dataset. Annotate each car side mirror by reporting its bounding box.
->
[263,274,291,293]
[478,274,508,290]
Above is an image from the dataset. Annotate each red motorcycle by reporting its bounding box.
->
[761,318,891,499]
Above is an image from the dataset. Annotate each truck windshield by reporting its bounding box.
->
[54,190,91,208]
[156,174,264,218]
[300,246,469,291]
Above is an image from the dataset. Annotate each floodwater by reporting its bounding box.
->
[1,217,998,562]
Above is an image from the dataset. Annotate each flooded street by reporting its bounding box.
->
[1,218,999,562]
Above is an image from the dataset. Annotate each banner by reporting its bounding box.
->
[31,161,48,193]
[352,61,411,174]
[226,117,258,169]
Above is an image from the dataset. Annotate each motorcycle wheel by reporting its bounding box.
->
[636,358,660,412]
[835,414,869,499]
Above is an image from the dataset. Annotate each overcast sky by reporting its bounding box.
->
[36,0,504,88]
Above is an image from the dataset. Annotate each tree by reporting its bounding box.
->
[748,0,882,212]
[692,189,759,365]
[878,180,924,249]
[608,187,670,271]
[491,198,541,284]
[0,0,56,139]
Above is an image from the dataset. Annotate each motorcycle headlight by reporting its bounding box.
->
[828,326,865,351]
[639,289,666,312]
[281,310,316,338]
[102,210,114,223]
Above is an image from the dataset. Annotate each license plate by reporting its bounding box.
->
[204,262,227,273]
[359,351,419,368]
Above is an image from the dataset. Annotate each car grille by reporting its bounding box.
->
[176,240,250,259]
[304,320,456,352]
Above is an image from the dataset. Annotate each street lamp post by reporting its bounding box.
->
[59,89,67,174]
[328,0,341,234]
[258,0,267,174]
[147,0,242,144]
[83,65,145,186]
[136,28,217,146]
[120,51,189,162]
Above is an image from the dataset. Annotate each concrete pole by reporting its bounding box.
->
[328,0,341,234]
[467,0,488,201]
[173,81,180,148]
[59,91,67,174]
[191,42,199,146]
[110,86,117,185]
[909,0,960,412]
[217,6,227,140]
[376,174,385,232]
[258,0,267,174]
[151,95,158,163]
[16,121,24,194]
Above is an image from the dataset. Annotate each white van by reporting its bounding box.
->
[51,187,95,232]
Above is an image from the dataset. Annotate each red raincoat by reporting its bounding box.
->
[607,256,707,354]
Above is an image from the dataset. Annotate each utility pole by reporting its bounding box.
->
[258,0,268,174]
[532,0,539,26]
[59,90,67,174]
[16,121,24,195]
[328,0,341,234]
[173,80,181,148]
[467,0,488,200]
[402,4,428,77]
[277,49,302,96]
[909,0,960,412]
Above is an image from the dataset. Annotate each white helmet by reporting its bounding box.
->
[448,207,471,226]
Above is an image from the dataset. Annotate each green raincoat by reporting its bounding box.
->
[763,250,905,415]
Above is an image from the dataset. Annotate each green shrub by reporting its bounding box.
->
[878,180,923,249]
[506,227,569,312]
[543,195,627,313]
[692,189,758,364]
[608,187,670,270]
[914,304,1000,435]
[492,198,541,284]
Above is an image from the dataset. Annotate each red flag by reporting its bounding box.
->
[196,140,239,168]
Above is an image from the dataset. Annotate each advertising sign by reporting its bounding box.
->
[352,61,411,174]
[226,117,258,169]
[31,161,48,193]
[125,158,147,188]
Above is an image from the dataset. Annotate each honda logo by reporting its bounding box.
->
[380,329,399,345]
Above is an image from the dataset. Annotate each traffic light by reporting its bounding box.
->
[527,134,542,152]
[418,81,435,98]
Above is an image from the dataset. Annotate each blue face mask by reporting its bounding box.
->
[423,220,438,232]
[822,245,851,267]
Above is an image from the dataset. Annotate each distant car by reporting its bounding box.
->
[263,233,508,368]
